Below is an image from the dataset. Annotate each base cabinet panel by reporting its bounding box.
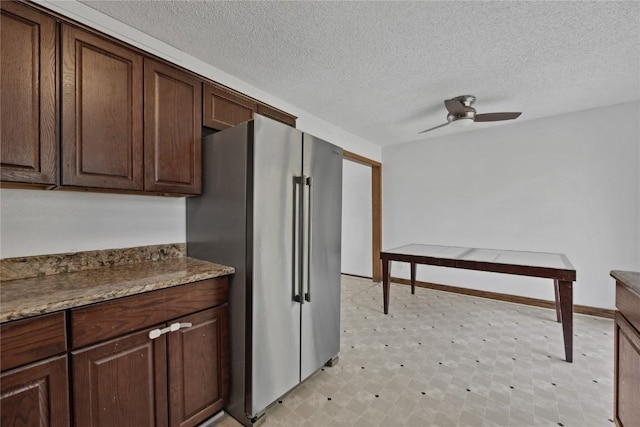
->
[73,328,168,427]
[615,312,640,427]
[168,306,229,427]
[0,355,69,427]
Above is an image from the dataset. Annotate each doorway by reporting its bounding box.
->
[342,151,382,282]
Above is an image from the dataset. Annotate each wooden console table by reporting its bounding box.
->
[380,244,576,362]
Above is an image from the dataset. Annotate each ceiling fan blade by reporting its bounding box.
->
[444,98,466,115]
[418,122,450,134]
[474,112,521,122]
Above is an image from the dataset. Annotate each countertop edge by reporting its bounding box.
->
[1,259,235,323]
[611,270,640,298]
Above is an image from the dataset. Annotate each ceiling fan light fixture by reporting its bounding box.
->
[450,117,474,127]
[448,115,474,127]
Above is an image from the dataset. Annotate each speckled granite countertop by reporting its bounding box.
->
[0,244,234,323]
[611,270,640,297]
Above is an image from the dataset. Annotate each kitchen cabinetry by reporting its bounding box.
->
[0,1,57,186]
[144,59,202,194]
[62,26,203,194]
[73,327,169,426]
[203,83,257,130]
[2,1,297,194]
[257,103,297,128]
[0,275,229,427]
[0,312,69,427]
[71,277,229,427]
[168,307,228,426]
[613,271,640,427]
[61,24,144,191]
[203,82,297,130]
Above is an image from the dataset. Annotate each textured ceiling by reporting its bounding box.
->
[79,0,640,146]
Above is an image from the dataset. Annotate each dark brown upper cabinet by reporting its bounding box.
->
[0,1,57,186]
[203,82,256,130]
[61,24,144,191]
[144,59,202,195]
[203,82,297,130]
[257,103,297,128]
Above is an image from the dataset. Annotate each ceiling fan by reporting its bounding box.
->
[419,95,521,134]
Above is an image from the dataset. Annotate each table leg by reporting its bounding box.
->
[410,262,416,295]
[553,279,562,323]
[558,280,573,362]
[382,259,390,314]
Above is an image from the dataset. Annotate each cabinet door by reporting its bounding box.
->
[203,83,256,130]
[61,24,144,190]
[0,1,57,185]
[168,306,229,427]
[73,327,168,427]
[0,355,69,427]
[257,104,297,128]
[144,59,202,194]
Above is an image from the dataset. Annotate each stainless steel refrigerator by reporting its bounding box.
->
[186,115,342,426]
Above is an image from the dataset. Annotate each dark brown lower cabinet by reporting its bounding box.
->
[0,355,70,427]
[71,278,230,427]
[73,307,228,427]
[0,278,229,426]
[73,328,168,427]
[168,306,228,427]
[614,311,640,427]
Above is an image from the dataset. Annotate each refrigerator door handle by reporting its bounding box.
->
[293,175,307,304]
[304,176,312,302]
[293,176,304,303]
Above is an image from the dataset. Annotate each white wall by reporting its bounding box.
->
[341,160,373,277]
[0,1,381,259]
[0,190,185,258]
[382,101,640,310]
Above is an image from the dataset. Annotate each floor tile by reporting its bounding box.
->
[214,276,614,426]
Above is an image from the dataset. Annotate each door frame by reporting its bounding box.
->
[343,150,382,282]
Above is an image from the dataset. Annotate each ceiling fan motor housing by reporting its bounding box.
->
[448,95,477,123]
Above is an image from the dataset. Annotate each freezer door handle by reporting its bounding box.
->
[304,176,312,302]
[293,176,305,304]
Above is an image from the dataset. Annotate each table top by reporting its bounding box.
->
[381,244,575,279]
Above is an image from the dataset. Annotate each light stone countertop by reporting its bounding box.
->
[0,245,234,323]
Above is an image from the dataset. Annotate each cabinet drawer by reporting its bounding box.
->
[1,312,67,372]
[71,277,229,348]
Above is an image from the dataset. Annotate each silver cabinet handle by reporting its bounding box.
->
[148,322,193,340]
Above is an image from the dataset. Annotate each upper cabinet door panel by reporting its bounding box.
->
[0,2,57,185]
[144,59,202,194]
[257,104,297,128]
[61,24,143,190]
[203,83,256,130]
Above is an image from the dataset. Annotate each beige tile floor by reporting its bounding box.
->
[212,275,614,427]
